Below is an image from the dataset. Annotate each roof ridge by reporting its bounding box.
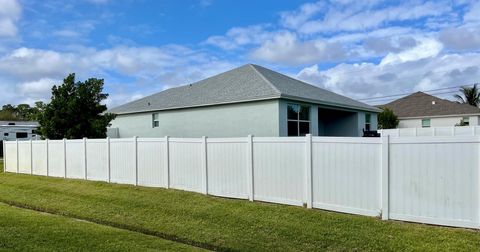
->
[248,64,281,95]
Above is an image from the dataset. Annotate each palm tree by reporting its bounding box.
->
[454,84,480,107]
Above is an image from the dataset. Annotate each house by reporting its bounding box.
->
[108,64,380,138]
[380,91,480,128]
[0,121,39,141]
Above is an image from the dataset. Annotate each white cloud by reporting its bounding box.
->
[0,47,75,80]
[463,1,480,24]
[380,37,443,65]
[0,0,21,37]
[0,45,238,107]
[280,1,325,29]
[296,52,480,104]
[287,1,451,34]
[204,25,275,50]
[439,26,480,51]
[18,78,58,100]
[250,31,346,64]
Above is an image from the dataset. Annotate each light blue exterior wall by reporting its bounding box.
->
[279,99,378,137]
[110,100,280,138]
[110,98,378,138]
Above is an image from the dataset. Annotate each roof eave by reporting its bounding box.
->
[280,94,382,113]
[109,95,282,115]
[399,113,480,119]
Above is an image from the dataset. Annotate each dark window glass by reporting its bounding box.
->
[365,114,371,123]
[288,121,298,136]
[365,124,371,131]
[287,104,300,120]
[16,132,28,138]
[299,105,310,120]
[3,133,8,136]
[299,122,310,136]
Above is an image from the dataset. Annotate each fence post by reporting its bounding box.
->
[381,135,390,220]
[16,139,19,173]
[202,136,208,195]
[478,136,480,229]
[107,137,111,183]
[164,136,170,188]
[45,139,49,177]
[247,135,254,201]
[413,128,417,137]
[2,140,6,173]
[432,127,436,136]
[30,139,33,175]
[83,137,88,180]
[304,134,313,208]
[134,136,138,186]
[63,139,67,178]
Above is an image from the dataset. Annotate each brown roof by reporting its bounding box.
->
[381,91,480,118]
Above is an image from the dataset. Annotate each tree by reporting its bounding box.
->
[455,118,469,127]
[454,84,480,107]
[0,102,47,121]
[378,107,399,129]
[39,73,116,139]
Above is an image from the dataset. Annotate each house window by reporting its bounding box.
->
[152,113,159,128]
[16,132,28,138]
[3,133,8,136]
[463,117,470,126]
[287,104,310,136]
[365,114,371,131]
[421,119,430,128]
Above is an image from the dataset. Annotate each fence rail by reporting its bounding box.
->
[3,135,480,229]
[380,126,480,137]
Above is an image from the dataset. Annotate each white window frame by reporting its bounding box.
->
[421,118,430,128]
[365,113,371,131]
[152,113,159,128]
[287,103,310,136]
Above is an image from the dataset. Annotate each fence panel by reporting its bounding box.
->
[169,138,203,193]
[86,139,108,182]
[48,140,65,177]
[312,137,382,216]
[381,126,480,137]
[389,137,480,228]
[3,135,480,229]
[17,142,31,174]
[5,142,17,172]
[110,139,136,185]
[253,138,305,206]
[32,141,48,176]
[137,138,166,187]
[435,127,454,136]
[455,126,475,136]
[207,138,248,199]
[66,140,85,179]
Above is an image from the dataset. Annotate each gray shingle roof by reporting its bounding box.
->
[109,64,380,114]
[381,91,480,118]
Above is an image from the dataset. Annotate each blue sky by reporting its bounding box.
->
[0,0,479,107]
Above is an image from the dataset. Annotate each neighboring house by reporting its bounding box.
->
[108,64,380,138]
[0,121,40,141]
[381,91,480,128]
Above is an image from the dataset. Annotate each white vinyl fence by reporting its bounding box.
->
[380,126,480,137]
[3,135,480,229]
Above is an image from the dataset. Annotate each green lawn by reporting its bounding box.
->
[0,203,202,251]
[0,160,479,251]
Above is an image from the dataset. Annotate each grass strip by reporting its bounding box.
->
[0,160,479,251]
